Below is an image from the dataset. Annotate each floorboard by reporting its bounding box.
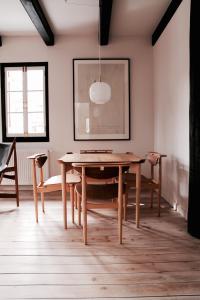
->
[0,191,200,299]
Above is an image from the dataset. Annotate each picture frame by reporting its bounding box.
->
[73,58,130,141]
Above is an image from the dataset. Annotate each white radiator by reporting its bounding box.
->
[2,149,50,185]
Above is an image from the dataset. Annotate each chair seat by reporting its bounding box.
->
[44,173,80,187]
[125,173,153,184]
[124,173,159,190]
[76,182,126,200]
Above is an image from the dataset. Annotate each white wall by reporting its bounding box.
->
[0,35,154,175]
[153,0,190,218]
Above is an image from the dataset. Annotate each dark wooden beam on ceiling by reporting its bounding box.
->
[99,0,113,46]
[152,0,183,46]
[20,0,54,46]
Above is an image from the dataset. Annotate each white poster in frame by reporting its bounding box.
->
[73,58,130,140]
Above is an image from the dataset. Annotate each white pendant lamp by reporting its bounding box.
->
[89,1,111,104]
[89,81,111,104]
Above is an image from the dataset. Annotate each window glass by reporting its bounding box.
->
[6,92,23,113]
[28,113,44,134]
[27,69,44,90]
[6,70,23,92]
[7,113,24,134]
[27,91,44,112]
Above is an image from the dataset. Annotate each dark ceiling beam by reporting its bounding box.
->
[99,0,113,46]
[20,0,54,46]
[152,0,183,46]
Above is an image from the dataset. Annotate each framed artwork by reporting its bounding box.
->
[73,58,130,140]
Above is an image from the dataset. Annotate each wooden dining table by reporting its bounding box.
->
[58,152,145,232]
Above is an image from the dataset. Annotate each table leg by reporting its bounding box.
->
[135,163,141,228]
[82,167,87,245]
[118,165,123,244]
[61,163,67,229]
[69,184,74,224]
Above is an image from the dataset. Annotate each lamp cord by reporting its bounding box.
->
[98,1,101,82]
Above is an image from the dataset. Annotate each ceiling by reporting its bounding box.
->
[0,0,171,38]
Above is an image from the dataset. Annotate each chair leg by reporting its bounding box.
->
[33,189,39,223]
[118,199,123,245]
[123,194,127,221]
[14,173,19,207]
[74,189,77,209]
[41,192,45,213]
[158,188,161,217]
[13,145,19,207]
[150,189,154,208]
[77,194,81,226]
[70,184,75,224]
[31,160,39,223]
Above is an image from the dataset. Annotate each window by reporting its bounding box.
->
[1,62,49,142]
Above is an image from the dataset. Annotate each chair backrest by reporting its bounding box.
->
[146,152,161,166]
[27,153,48,187]
[73,162,130,181]
[0,138,17,184]
[146,152,167,182]
[35,155,48,169]
[0,138,17,170]
[0,138,17,167]
[77,150,114,178]
[80,149,113,154]
[0,144,10,172]
[85,166,119,179]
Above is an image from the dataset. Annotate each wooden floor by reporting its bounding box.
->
[0,190,200,299]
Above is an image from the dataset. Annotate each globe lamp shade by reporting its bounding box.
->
[89,81,111,104]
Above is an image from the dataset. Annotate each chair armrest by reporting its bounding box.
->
[27,153,47,160]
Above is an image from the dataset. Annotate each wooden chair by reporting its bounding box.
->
[74,162,130,244]
[125,152,167,217]
[0,138,19,206]
[72,149,114,210]
[28,153,80,223]
[80,150,127,219]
